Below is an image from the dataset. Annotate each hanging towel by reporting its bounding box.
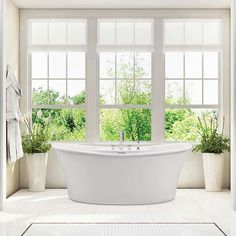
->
[6,72,23,163]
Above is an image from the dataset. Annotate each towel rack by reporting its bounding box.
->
[6,64,10,77]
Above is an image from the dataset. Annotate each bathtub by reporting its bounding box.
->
[54,143,192,205]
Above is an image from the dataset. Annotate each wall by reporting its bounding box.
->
[6,0,20,197]
[231,0,236,209]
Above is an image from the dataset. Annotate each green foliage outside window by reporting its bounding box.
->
[32,88,215,142]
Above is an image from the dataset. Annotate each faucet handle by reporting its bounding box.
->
[137,140,140,150]
[120,130,125,138]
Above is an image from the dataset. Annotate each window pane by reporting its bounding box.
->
[135,53,151,79]
[204,52,218,78]
[68,52,85,78]
[31,22,48,45]
[49,22,67,44]
[185,52,202,79]
[67,22,86,45]
[68,80,85,105]
[117,52,134,78]
[32,80,48,105]
[204,80,218,105]
[32,108,86,141]
[116,22,134,44]
[165,52,183,78]
[99,53,115,78]
[100,108,151,141]
[185,80,202,104]
[49,80,66,104]
[135,80,151,104]
[117,80,134,104]
[49,52,66,78]
[100,80,115,105]
[165,108,217,141]
[185,22,202,44]
[203,21,220,44]
[99,22,116,45]
[135,22,152,45]
[164,22,184,45]
[165,80,184,105]
[31,52,48,79]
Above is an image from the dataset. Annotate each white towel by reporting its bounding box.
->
[6,72,23,163]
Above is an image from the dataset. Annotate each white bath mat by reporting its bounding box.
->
[22,223,226,236]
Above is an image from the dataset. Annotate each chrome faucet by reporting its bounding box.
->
[137,140,140,150]
[119,130,125,150]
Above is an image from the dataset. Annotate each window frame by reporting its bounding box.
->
[97,19,154,141]
[20,9,230,145]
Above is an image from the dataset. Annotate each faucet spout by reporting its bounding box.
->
[119,130,125,150]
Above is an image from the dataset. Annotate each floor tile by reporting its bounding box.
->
[0,189,234,236]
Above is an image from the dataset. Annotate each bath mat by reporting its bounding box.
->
[22,223,226,236]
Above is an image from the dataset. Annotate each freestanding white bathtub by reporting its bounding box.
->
[54,143,191,205]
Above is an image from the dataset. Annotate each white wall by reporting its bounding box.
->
[6,0,20,197]
[231,0,236,210]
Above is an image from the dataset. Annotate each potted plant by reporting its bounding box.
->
[22,110,52,192]
[193,116,230,192]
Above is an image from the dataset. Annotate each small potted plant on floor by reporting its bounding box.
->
[193,116,230,192]
[22,110,52,192]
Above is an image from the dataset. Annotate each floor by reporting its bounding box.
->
[0,189,235,236]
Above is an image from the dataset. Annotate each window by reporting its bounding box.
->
[164,20,220,141]
[98,19,153,141]
[26,13,227,143]
[30,20,87,141]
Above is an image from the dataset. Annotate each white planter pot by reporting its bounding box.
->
[26,153,48,192]
[202,153,224,192]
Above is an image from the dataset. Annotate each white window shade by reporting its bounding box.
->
[31,22,48,45]
[49,22,67,45]
[164,22,184,45]
[67,22,86,45]
[29,20,87,47]
[185,22,202,45]
[164,19,221,46]
[97,19,154,52]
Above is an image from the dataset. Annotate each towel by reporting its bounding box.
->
[6,72,23,163]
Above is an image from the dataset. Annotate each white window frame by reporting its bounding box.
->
[27,18,88,141]
[20,9,230,145]
[97,19,154,142]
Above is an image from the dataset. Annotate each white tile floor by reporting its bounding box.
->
[0,189,235,236]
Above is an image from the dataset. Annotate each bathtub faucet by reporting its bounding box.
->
[119,130,125,150]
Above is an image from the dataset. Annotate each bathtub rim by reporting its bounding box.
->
[53,143,192,158]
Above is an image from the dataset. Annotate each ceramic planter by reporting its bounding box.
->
[202,153,224,192]
[26,153,48,192]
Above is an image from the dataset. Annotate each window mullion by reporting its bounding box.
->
[153,18,165,144]
[86,18,98,144]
